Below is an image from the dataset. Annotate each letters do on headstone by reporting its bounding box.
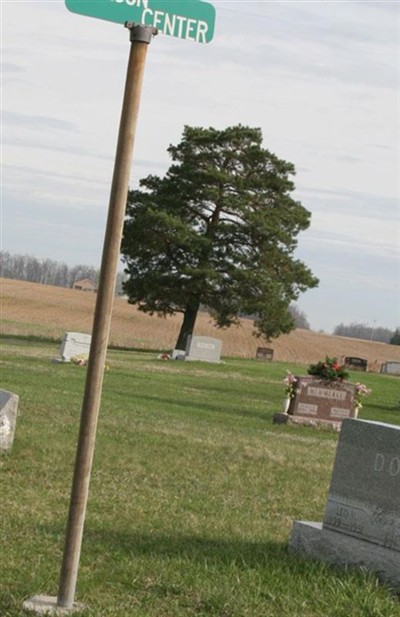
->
[60,332,92,362]
[323,419,400,550]
[185,335,222,363]
[256,347,274,361]
[289,419,400,591]
[345,357,367,372]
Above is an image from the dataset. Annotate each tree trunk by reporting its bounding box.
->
[175,298,201,351]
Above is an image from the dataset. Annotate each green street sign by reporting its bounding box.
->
[65,0,216,43]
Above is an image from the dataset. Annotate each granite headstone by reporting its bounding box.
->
[256,347,274,361]
[323,419,400,550]
[274,377,356,430]
[289,419,400,590]
[185,336,222,363]
[381,362,400,376]
[344,357,367,372]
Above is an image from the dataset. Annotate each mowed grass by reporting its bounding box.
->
[1,339,399,617]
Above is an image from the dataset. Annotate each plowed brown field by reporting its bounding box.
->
[2,277,399,369]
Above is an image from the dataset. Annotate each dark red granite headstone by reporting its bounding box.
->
[289,376,356,422]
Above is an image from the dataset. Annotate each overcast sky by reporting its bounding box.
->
[2,0,399,333]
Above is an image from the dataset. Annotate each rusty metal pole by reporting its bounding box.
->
[56,23,157,610]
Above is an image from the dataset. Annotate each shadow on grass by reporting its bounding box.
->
[86,529,288,569]
[365,403,400,412]
[34,523,398,600]
[38,522,290,571]
[115,391,274,422]
[37,523,339,582]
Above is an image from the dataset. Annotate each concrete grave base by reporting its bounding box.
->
[273,412,341,432]
[289,521,400,592]
[23,595,84,615]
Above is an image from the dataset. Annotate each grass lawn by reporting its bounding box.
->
[1,338,399,616]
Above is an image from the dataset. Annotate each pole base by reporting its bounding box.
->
[23,595,84,615]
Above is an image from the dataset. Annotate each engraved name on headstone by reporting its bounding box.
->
[289,419,400,590]
[290,377,356,422]
[185,336,222,363]
[323,419,400,551]
[60,332,92,362]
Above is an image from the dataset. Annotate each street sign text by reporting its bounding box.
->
[65,0,216,43]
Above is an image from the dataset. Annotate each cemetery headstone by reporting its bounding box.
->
[256,347,274,361]
[273,376,356,431]
[289,419,400,591]
[381,362,400,376]
[344,357,367,372]
[185,336,222,363]
[60,332,92,362]
[0,390,19,453]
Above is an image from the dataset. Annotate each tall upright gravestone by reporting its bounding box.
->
[289,419,400,590]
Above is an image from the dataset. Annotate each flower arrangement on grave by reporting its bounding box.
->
[283,371,300,399]
[282,371,308,413]
[307,356,349,382]
[71,354,109,370]
[282,357,372,417]
[354,382,372,412]
[71,354,88,366]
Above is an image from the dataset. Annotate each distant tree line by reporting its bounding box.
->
[2,252,396,343]
[0,251,125,294]
[333,322,398,345]
[0,251,99,287]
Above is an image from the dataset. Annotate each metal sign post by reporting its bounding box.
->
[23,22,157,615]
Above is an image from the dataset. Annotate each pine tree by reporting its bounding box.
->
[121,125,318,350]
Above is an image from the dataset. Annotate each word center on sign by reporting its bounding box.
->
[142,8,208,43]
[65,0,216,43]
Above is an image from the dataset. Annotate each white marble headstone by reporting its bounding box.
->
[185,336,222,363]
[60,332,92,362]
